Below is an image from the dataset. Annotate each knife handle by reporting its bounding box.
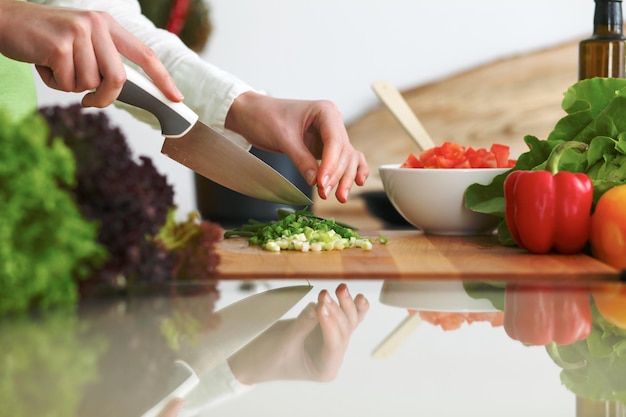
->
[117,64,199,138]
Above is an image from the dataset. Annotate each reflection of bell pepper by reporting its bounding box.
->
[504,283,592,346]
[591,283,626,329]
[504,141,593,254]
[590,184,626,269]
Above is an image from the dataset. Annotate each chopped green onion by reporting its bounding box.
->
[224,208,379,252]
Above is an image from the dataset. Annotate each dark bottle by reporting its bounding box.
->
[579,0,626,79]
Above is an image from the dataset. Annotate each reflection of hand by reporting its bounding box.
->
[156,398,184,417]
[225,92,369,203]
[228,283,369,384]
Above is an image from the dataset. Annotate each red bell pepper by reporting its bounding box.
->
[504,282,592,346]
[504,141,593,254]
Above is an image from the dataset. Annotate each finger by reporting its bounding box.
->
[335,284,360,328]
[354,293,370,323]
[283,140,322,188]
[318,290,349,346]
[317,140,348,200]
[315,290,350,380]
[82,27,125,108]
[109,22,183,102]
[35,65,59,90]
[356,151,370,186]
[71,29,101,93]
[334,152,360,203]
[310,103,350,199]
[287,302,320,342]
[336,150,370,202]
[36,51,77,93]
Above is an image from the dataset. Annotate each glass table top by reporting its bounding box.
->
[3,278,626,417]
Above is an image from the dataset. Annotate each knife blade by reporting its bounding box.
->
[117,64,313,206]
[181,284,312,375]
[139,284,311,417]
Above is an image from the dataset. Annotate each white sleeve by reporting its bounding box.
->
[29,0,256,134]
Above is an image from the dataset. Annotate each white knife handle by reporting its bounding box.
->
[117,64,199,138]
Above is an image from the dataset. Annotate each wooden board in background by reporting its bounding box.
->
[313,40,580,219]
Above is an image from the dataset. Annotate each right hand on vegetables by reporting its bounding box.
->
[225,92,369,203]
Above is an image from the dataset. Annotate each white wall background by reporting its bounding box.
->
[36,0,593,216]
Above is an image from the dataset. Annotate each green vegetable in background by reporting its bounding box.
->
[154,209,224,280]
[0,311,107,417]
[546,303,626,403]
[0,110,106,315]
[465,77,626,245]
[463,281,505,311]
[0,103,226,317]
[39,105,177,290]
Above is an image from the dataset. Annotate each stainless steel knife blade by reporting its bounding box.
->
[117,64,313,206]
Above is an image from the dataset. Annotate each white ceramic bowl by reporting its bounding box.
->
[378,164,508,235]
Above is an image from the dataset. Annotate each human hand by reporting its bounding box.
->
[227,283,369,384]
[225,92,369,203]
[0,1,182,108]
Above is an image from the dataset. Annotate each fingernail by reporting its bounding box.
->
[324,185,332,197]
[324,291,333,305]
[305,169,316,186]
[322,175,330,187]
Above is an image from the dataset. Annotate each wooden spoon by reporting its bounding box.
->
[371,80,436,151]
[371,312,422,359]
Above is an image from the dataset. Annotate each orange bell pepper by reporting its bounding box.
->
[591,283,626,329]
[590,184,626,269]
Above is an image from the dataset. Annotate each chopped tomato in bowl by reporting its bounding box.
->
[401,142,516,169]
[379,142,515,235]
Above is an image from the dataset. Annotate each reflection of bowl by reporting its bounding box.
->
[360,190,410,227]
[379,165,508,235]
[379,280,498,312]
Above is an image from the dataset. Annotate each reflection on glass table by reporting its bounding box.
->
[3,279,626,417]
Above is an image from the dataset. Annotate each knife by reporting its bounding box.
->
[117,64,313,206]
[141,284,312,417]
[180,284,312,375]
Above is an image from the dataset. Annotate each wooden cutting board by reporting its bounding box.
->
[215,230,620,280]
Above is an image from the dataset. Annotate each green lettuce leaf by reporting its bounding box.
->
[465,77,626,244]
[546,304,626,403]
